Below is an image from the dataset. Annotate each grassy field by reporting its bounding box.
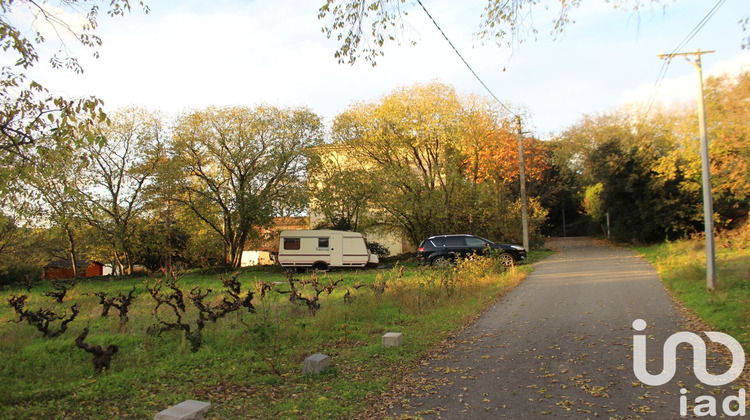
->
[0,250,551,419]
[633,224,750,352]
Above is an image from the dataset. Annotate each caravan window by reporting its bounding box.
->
[283,238,301,250]
[317,238,329,250]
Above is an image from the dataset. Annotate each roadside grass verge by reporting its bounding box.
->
[633,224,750,352]
[0,249,551,419]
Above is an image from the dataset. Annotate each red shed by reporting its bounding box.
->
[42,260,104,280]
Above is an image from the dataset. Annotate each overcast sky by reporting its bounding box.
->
[28,0,750,137]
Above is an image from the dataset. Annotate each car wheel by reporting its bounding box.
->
[499,253,515,268]
[431,255,451,267]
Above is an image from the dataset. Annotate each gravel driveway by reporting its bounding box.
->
[380,237,748,419]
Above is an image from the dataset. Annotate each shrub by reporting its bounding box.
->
[367,241,390,259]
[0,265,43,288]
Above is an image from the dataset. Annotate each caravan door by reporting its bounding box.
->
[330,232,344,266]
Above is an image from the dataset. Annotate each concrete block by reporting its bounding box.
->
[303,353,330,374]
[154,400,211,420]
[382,332,403,348]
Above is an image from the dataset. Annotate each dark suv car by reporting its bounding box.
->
[417,234,526,267]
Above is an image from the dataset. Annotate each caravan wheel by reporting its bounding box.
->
[311,262,328,271]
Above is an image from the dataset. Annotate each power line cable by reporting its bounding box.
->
[416,0,531,250]
[641,0,725,118]
[417,0,725,124]
[675,0,725,52]
[415,0,517,117]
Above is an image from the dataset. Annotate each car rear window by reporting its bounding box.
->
[445,236,466,246]
[466,237,489,247]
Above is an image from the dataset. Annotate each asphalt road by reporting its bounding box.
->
[382,237,748,419]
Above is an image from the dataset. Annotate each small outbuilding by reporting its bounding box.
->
[42,260,104,280]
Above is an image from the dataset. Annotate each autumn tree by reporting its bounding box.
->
[22,150,89,278]
[140,125,193,274]
[331,82,470,245]
[0,113,99,278]
[77,107,166,275]
[459,96,505,235]
[323,81,553,246]
[308,145,376,231]
[172,106,323,267]
[704,72,750,222]
[0,0,148,179]
[555,106,705,242]
[318,1,744,66]
[564,70,750,242]
[1,1,148,277]
[580,182,603,231]
[459,96,549,241]
[0,212,24,264]
[588,137,703,242]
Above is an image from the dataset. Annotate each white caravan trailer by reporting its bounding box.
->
[278,230,379,270]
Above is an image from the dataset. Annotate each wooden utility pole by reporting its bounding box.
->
[516,115,529,252]
[658,49,716,291]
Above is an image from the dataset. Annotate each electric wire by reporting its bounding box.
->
[414,0,530,248]
[418,0,724,126]
[641,0,726,119]
[415,0,517,117]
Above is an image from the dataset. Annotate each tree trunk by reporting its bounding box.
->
[65,225,79,279]
[124,252,133,276]
[165,206,172,275]
[230,236,244,268]
[222,218,230,265]
[114,252,125,276]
